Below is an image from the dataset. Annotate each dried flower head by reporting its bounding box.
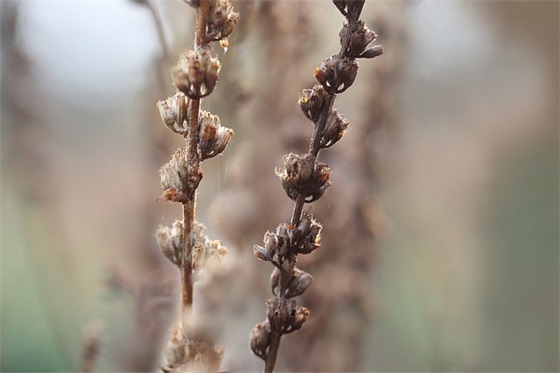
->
[341,20,380,59]
[157,91,188,134]
[276,153,331,202]
[173,47,221,99]
[207,0,239,42]
[292,212,322,255]
[298,85,328,123]
[198,111,234,160]
[155,220,185,266]
[314,55,359,94]
[319,109,350,148]
[159,149,190,201]
[266,298,310,335]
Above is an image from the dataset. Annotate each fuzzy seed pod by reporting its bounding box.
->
[207,0,239,42]
[155,220,184,266]
[315,55,358,94]
[319,109,350,148]
[250,321,271,360]
[284,306,310,334]
[285,268,313,299]
[198,111,234,160]
[293,213,322,255]
[341,20,378,59]
[266,298,290,333]
[159,149,190,201]
[157,92,188,134]
[173,48,221,99]
[298,85,328,123]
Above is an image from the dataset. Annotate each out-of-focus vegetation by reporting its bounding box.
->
[1,1,557,371]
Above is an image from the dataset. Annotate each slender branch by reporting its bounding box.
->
[180,0,208,328]
[251,1,383,371]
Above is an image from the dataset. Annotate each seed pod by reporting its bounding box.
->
[319,109,350,148]
[284,307,310,334]
[155,221,184,266]
[315,55,358,94]
[250,321,271,360]
[341,20,377,58]
[285,268,313,299]
[298,85,328,123]
[266,298,290,333]
[198,111,234,160]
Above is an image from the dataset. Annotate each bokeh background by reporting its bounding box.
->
[1,0,558,372]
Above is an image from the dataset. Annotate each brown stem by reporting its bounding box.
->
[264,332,282,373]
[180,0,209,329]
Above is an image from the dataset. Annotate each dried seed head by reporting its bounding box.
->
[277,153,332,202]
[266,298,291,333]
[276,153,313,201]
[157,92,188,134]
[173,48,221,99]
[198,111,234,160]
[341,20,381,59]
[207,0,239,42]
[285,268,313,299]
[249,321,271,361]
[315,55,358,94]
[293,213,322,254]
[266,298,310,335]
[159,149,190,201]
[284,306,310,334]
[155,221,184,266]
[298,85,328,123]
[320,109,350,148]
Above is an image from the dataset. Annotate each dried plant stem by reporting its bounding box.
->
[181,200,195,325]
[251,1,382,371]
[155,0,238,370]
[180,0,207,328]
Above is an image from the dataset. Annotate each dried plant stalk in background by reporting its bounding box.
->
[154,0,238,371]
[249,1,382,371]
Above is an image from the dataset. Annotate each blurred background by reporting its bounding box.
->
[1,0,558,371]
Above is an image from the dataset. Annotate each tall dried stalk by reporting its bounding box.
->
[249,1,382,371]
[154,0,238,371]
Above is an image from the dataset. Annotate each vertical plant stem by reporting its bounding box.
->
[181,200,195,327]
[264,334,281,373]
[264,92,336,373]
[180,0,208,329]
